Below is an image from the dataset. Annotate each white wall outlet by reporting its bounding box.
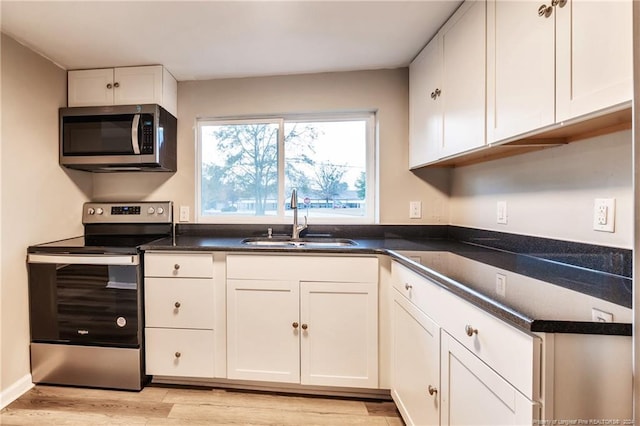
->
[179,205,190,222]
[409,201,422,219]
[496,201,507,224]
[495,273,507,297]
[593,198,615,232]
[591,308,613,323]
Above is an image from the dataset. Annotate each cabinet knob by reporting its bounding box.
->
[465,324,478,337]
[114,82,120,88]
[429,88,441,100]
[404,283,413,291]
[174,301,181,309]
[292,322,299,329]
[538,4,553,17]
[174,352,181,358]
[428,385,438,396]
[106,83,113,89]
[174,264,180,270]
[551,0,566,7]
[301,324,308,330]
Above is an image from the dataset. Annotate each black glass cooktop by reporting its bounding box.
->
[28,235,168,254]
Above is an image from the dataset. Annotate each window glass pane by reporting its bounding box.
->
[284,120,367,219]
[200,122,279,217]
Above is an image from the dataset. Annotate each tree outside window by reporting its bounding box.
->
[198,114,374,223]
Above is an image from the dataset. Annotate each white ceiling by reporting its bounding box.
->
[1,1,462,81]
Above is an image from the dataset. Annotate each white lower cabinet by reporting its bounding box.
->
[226,254,379,389]
[440,331,535,425]
[392,290,440,425]
[391,261,538,425]
[144,252,216,378]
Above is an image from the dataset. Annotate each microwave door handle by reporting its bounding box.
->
[131,114,141,155]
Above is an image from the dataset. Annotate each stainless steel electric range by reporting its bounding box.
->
[27,201,173,391]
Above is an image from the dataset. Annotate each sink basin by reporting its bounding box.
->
[241,237,357,248]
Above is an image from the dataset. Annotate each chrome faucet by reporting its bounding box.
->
[290,189,308,239]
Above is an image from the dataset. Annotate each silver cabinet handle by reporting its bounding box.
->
[301,324,308,330]
[106,83,113,89]
[292,322,299,329]
[465,325,478,337]
[174,352,181,358]
[174,302,181,309]
[174,264,180,270]
[405,283,412,290]
[114,82,120,88]
[538,4,553,17]
[428,385,438,396]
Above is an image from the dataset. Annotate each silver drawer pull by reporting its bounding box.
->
[405,283,412,290]
[174,264,180,270]
[174,302,181,309]
[465,325,478,337]
[428,385,438,396]
[174,352,181,358]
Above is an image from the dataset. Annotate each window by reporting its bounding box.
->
[196,113,375,223]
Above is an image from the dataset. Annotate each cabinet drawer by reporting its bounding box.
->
[145,278,214,329]
[439,290,540,399]
[391,262,442,319]
[145,252,213,278]
[145,328,214,378]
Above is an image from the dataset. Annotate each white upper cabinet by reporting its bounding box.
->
[68,65,178,116]
[486,0,555,142]
[439,0,486,158]
[409,0,486,167]
[409,37,442,167]
[487,0,632,143]
[555,0,632,122]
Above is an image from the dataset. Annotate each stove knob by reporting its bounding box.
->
[147,207,155,215]
[95,208,104,215]
[87,207,95,215]
[157,207,165,215]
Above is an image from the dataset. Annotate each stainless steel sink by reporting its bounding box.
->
[241,237,357,248]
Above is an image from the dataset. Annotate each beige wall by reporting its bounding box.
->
[450,129,633,248]
[0,34,91,402]
[92,70,451,224]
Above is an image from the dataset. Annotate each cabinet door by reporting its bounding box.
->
[227,279,300,383]
[409,35,442,168]
[440,332,537,425]
[555,0,632,121]
[391,290,440,426]
[440,0,486,158]
[300,281,378,388]
[67,68,114,106]
[487,0,555,142]
[113,66,163,106]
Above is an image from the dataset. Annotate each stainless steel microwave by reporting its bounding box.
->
[59,104,177,172]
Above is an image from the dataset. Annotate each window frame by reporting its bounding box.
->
[195,111,376,224]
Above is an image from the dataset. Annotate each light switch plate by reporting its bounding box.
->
[179,206,190,222]
[409,201,422,219]
[496,201,507,224]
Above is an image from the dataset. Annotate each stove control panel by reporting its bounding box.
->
[83,201,173,224]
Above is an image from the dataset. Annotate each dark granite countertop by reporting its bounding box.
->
[141,225,632,336]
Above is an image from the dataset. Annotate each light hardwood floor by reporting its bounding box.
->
[1,385,405,425]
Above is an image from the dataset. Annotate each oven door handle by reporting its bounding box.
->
[27,254,140,266]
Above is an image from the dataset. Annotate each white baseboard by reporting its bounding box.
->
[0,374,33,409]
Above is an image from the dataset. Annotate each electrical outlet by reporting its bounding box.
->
[591,308,613,323]
[179,206,190,222]
[409,201,422,219]
[496,201,507,224]
[593,198,615,232]
[496,273,507,297]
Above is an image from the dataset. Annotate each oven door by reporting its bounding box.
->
[27,254,142,348]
